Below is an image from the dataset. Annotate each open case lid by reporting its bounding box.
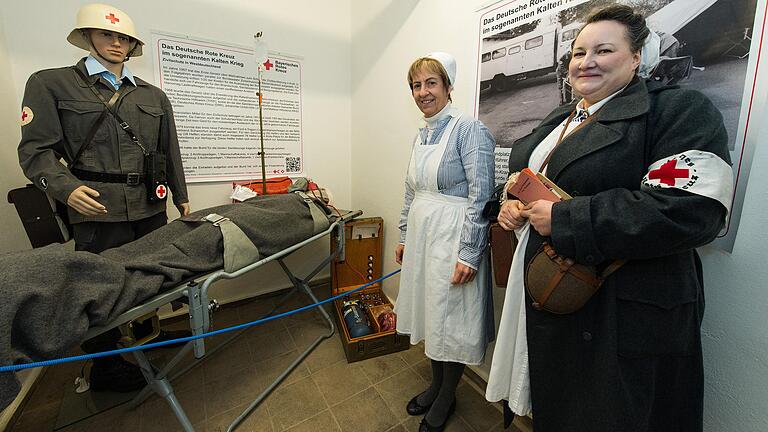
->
[331,217,383,296]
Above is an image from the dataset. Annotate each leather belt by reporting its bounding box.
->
[71,168,144,185]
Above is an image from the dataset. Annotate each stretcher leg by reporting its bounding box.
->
[185,281,210,358]
[225,255,339,432]
[132,349,195,432]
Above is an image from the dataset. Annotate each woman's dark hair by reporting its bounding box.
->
[582,4,650,53]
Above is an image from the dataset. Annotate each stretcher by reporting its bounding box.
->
[2,189,362,431]
[82,209,360,432]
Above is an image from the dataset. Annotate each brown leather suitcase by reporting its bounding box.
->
[490,223,517,288]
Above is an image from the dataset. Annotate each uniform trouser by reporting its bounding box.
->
[76,212,168,354]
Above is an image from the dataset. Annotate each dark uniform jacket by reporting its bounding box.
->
[508,78,731,432]
[18,58,188,224]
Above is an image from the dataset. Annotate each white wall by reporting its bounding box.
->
[700,117,768,429]
[0,15,33,252]
[0,0,353,302]
[350,0,768,430]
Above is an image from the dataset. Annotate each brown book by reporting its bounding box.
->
[536,172,572,200]
[507,168,567,205]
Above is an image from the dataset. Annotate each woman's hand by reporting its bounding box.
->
[451,262,477,284]
[395,244,405,265]
[497,199,527,231]
[520,200,554,236]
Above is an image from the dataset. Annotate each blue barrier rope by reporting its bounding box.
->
[0,269,401,373]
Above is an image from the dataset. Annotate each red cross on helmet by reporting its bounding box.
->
[67,3,144,57]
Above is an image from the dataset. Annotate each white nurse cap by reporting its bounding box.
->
[425,52,456,86]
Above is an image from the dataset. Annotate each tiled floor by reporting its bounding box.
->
[8,286,520,432]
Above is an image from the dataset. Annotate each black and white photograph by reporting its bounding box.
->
[477,0,759,151]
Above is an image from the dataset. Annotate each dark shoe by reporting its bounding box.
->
[150,329,192,349]
[89,357,147,393]
[407,391,433,416]
[419,398,456,432]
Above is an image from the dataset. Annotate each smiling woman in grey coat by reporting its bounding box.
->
[486,5,734,432]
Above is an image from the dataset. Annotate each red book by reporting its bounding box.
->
[507,168,562,205]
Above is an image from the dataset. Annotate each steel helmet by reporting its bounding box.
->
[67,3,144,57]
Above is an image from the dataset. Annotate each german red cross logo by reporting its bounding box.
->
[105,13,120,24]
[263,59,273,70]
[20,106,33,126]
[155,184,167,199]
[648,159,689,186]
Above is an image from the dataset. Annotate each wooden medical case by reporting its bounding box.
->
[331,217,409,362]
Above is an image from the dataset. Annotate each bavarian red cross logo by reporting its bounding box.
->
[155,184,167,199]
[105,13,120,24]
[648,159,689,186]
[263,59,273,70]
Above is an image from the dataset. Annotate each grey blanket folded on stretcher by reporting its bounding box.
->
[0,193,329,410]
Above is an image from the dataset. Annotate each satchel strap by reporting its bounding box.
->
[600,259,627,279]
[71,66,149,156]
[68,78,126,167]
[543,243,602,285]
[532,263,568,310]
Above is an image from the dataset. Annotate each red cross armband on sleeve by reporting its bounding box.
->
[641,151,734,213]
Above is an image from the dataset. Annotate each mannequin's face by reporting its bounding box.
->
[88,29,132,63]
[411,68,451,117]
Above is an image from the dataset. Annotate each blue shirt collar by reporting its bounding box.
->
[85,55,136,88]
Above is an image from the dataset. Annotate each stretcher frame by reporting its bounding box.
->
[82,210,362,432]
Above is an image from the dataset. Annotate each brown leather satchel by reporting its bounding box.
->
[490,223,517,287]
[525,242,625,314]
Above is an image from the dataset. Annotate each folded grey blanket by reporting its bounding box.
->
[0,193,328,409]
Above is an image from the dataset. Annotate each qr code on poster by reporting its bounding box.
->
[285,156,301,172]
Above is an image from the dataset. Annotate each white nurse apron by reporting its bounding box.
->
[395,114,490,365]
[485,116,572,415]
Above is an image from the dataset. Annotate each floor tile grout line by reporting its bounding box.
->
[370,385,400,430]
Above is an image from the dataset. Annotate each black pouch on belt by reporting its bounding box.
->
[145,151,168,202]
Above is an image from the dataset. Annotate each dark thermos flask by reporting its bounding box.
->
[342,300,372,338]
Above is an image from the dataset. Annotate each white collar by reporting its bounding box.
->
[424,102,460,129]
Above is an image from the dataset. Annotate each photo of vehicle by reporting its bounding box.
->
[477,0,757,150]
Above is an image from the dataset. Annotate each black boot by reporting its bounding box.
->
[89,357,147,393]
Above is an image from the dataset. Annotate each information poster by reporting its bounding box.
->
[475,0,764,251]
[150,33,304,182]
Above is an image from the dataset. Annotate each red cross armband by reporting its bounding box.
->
[641,150,733,213]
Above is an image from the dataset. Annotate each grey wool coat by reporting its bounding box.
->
[18,58,188,224]
[508,78,731,432]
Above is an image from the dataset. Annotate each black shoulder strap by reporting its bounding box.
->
[71,66,147,156]
[68,109,108,168]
